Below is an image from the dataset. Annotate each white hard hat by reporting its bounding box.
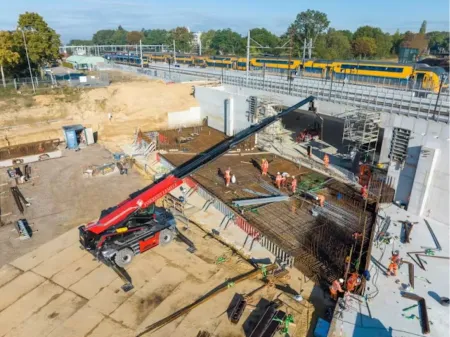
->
[277,172,280,174]
[292,176,295,179]
[339,278,344,283]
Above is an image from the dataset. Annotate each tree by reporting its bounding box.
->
[352,37,376,58]
[127,31,143,44]
[337,30,353,42]
[353,26,392,58]
[68,39,93,46]
[169,27,194,52]
[390,29,404,55]
[290,9,330,44]
[249,28,281,55]
[210,29,244,55]
[401,32,428,54]
[200,30,216,54]
[142,29,170,45]
[0,31,20,87]
[111,25,127,44]
[92,30,115,45]
[419,20,427,34]
[16,12,61,70]
[427,31,449,53]
[315,29,352,59]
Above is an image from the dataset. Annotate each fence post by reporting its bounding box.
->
[13,78,17,90]
[35,76,39,88]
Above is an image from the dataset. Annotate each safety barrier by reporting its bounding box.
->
[157,154,295,267]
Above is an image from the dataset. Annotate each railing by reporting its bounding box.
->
[101,63,450,123]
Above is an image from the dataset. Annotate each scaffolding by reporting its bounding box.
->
[342,108,381,163]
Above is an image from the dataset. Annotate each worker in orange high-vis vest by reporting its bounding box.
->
[323,154,330,168]
[224,167,231,187]
[317,194,325,207]
[361,185,368,199]
[261,158,269,176]
[346,272,361,292]
[291,176,297,194]
[275,172,282,189]
[329,278,344,300]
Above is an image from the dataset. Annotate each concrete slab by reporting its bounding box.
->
[153,242,217,282]
[51,253,99,288]
[69,263,118,299]
[0,264,22,288]
[10,228,78,271]
[46,304,104,337]
[88,318,134,337]
[136,269,229,333]
[32,243,87,278]
[110,266,187,329]
[87,253,167,316]
[0,271,45,311]
[6,291,86,337]
[0,280,63,337]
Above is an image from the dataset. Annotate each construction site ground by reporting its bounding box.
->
[0,216,314,337]
[0,145,146,266]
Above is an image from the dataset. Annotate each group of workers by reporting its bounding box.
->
[330,250,402,301]
[329,272,362,300]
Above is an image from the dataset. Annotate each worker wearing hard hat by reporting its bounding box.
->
[275,172,282,189]
[329,278,344,300]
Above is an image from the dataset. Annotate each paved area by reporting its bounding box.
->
[0,145,146,266]
[0,220,313,337]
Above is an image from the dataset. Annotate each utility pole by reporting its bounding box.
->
[246,30,250,85]
[139,39,143,68]
[198,34,202,56]
[302,38,307,63]
[173,40,176,64]
[308,38,313,59]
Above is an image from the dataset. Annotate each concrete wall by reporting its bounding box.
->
[379,114,449,225]
[167,107,201,128]
[195,86,250,136]
[0,150,63,168]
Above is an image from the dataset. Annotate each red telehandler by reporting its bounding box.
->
[79,96,315,291]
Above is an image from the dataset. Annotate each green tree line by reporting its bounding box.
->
[0,12,60,87]
[69,10,449,59]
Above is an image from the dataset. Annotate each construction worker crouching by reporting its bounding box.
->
[329,278,344,300]
[224,167,231,187]
[346,272,361,292]
[317,194,325,207]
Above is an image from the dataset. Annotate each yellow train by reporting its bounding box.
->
[134,53,448,93]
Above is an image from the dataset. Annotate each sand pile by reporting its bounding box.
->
[0,79,198,147]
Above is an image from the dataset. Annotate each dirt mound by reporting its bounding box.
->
[0,79,198,147]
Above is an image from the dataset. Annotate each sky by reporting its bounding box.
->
[1,0,449,43]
